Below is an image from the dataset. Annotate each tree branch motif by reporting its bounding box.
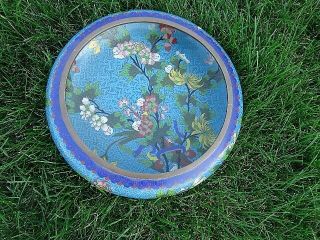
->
[68,23,217,173]
[129,55,153,94]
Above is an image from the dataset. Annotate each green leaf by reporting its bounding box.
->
[179,63,187,74]
[100,26,130,48]
[147,30,160,44]
[149,71,165,86]
[114,112,121,117]
[84,82,100,98]
[120,63,140,80]
[140,158,154,168]
[199,105,214,120]
[65,82,100,113]
[207,63,219,77]
[157,92,165,102]
[170,56,187,73]
[119,144,131,154]
[148,123,170,145]
[107,112,125,128]
[170,55,180,68]
[206,67,225,83]
[119,34,130,43]
[74,88,81,95]
[107,39,118,48]
[182,110,196,131]
[149,75,158,86]
[190,96,199,106]
[214,69,225,82]
[66,78,73,91]
[145,61,162,70]
[199,75,217,93]
[176,94,187,107]
[161,74,175,88]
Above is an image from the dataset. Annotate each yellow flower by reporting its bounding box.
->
[168,70,203,90]
[88,40,101,54]
[191,114,215,149]
[185,74,203,90]
[147,152,158,162]
[168,69,185,85]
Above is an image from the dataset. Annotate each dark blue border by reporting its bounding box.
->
[47,10,242,189]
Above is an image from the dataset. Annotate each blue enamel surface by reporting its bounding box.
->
[46,10,243,199]
[67,22,227,174]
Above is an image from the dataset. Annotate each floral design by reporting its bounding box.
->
[164,64,173,73]
[66,23,223,173]
[79,97,95,120]
[113,41,160,65]
[176,51,190,64]
[78,97,113,135]
[159,24,177,51]
[88,40,101,54]
[94,178,111,192]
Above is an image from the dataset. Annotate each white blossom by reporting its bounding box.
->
[113,41,134,59]
[132,121,141,131]
[160,105,169,112]
[79,97,96,120]
[136,98,145,107]
[100,116,108,123]
[101,124,113,135]
[89,104,95,112]
[79,98,113,136]
[164,65,173,73]
[113,41,161,66]
[118,98,129,108]
[90,115,108,131]
[176,51,190,64]
[140,48,160,65]
[82,97,90,105]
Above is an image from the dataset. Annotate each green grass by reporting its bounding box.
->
[0,0,319,239]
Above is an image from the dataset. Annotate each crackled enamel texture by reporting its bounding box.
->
[66,22,227,174]
[46,10,242,199]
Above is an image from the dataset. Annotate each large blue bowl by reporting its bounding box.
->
[46,10,243,199]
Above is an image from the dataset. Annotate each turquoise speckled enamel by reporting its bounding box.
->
[46,10,243,199]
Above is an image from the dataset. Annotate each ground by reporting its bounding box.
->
[0,0,319,239]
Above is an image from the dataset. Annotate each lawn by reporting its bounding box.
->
[0,0,319,239]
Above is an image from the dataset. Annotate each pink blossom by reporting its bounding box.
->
[118,98,129,108]
[123,108,131,116]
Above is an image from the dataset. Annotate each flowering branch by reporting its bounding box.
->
[89,99,110,115]
[130,55,153,94]
[185,84,197,112]
[151,35,164,52]
[79,97,113,136]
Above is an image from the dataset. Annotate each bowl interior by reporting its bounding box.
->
[64,22,227,174]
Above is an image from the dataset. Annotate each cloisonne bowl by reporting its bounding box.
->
[46,10,242,199]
